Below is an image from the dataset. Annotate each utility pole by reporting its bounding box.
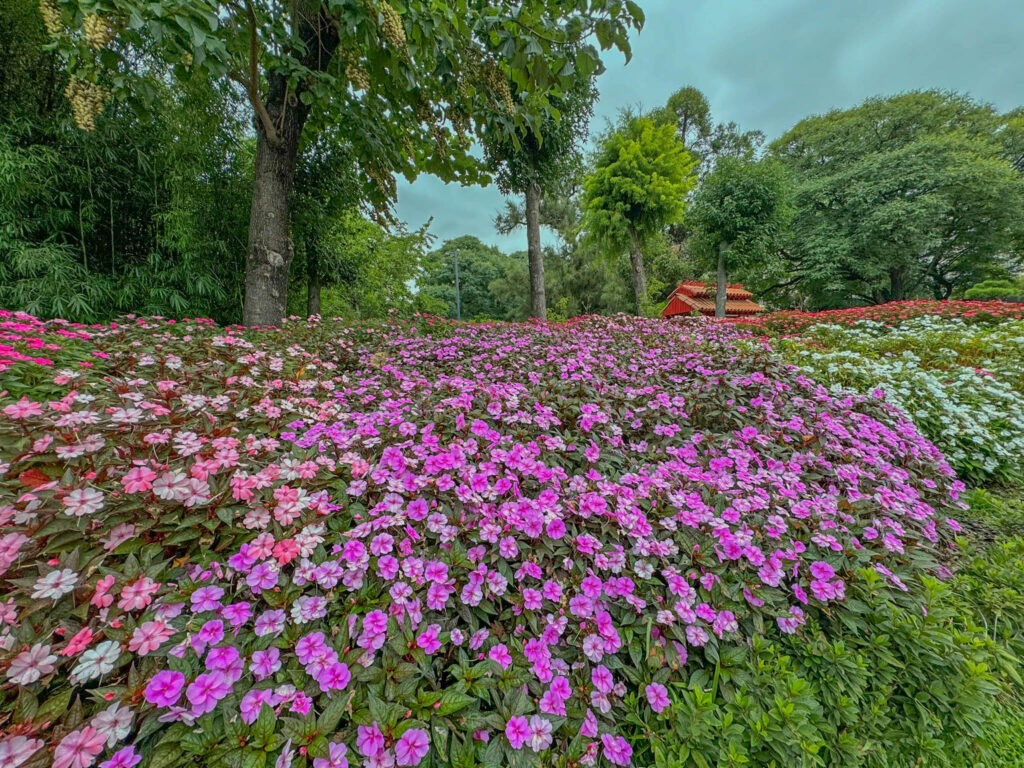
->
[453,249,462,321]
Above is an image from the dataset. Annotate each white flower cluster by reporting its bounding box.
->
[784,317,1024,484]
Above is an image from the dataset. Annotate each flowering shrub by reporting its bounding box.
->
[777,316,1024,484]
[0,312,998,768]
[733,299,1024,336]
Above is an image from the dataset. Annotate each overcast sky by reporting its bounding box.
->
[393,0,1022,252]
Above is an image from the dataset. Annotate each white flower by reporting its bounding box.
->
[91,702,134,746]
[69,640,121,685]
[32,568,78,601]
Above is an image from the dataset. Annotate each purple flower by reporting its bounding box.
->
[356,724,385,758]
[394,729,430,766]
[505,715,529,749]
[601,734,633,766]
[186,671,233,715]
[240,689,275,725]
[251,647,282,680]
[645,683,670,713]
[144,670,185,708]
[488,643,513,669]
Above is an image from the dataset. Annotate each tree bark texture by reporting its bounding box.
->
[242,5,339,326]
[525,181,547,320]
[715,241,728,318]
[627,225,647,315]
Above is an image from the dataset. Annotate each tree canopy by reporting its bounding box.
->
[771,91,1024,306]
[46,0,644,324]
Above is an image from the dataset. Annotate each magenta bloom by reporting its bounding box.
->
[505,715,530,749]
[144,670,186,708]
[645,682,670,713]
[488,643,513,669]
[251,647,282,680]
[100,746,141,768]
[186,671,233,715]
[591,664,614,694]
[601,734,633,767]
[394,728,430,766]
[809,561,836,581]
[356,724,385,757]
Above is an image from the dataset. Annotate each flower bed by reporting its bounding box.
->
[772,315,1024,485]
[0,313,998,768]
[733,299,1024,335]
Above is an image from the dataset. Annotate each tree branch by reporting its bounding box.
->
[229,0,281,146]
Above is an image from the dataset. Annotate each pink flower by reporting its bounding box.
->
[488,643,513,669]
[187,671,233,715]
[53,727,106,768]
[3,397,42,419]
[128,621,172,655]
[62,487,105,517]
[505,715,530,749]
[144,670,186,707]
[394,728,430,766]
[645,682,670,713]
[121,467,156,493]
[6,643,57,684]
[0,735,44,768]
[356,724,385,757]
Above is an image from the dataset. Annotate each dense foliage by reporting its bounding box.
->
[0,307,1001,768]
[769,91,1024,308]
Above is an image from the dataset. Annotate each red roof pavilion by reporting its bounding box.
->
[661,281,764,318]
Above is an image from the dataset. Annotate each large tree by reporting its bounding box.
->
[48,0,644,325]
[482,73,597,320]
[771,91,1024,305]
[581,116,697,313]
[686,156,792,316]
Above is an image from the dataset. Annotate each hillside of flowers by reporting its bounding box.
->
[0,308,1006,768]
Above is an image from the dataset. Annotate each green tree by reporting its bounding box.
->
[687,156,792,316]
[483,73,598,319]
[652,85,763,177]
[49,0,644,325]
[771,91,1024,306]
[581,116,697,313]
[419,236,527,320]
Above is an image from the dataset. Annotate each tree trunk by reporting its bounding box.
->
[627,225,647,315]
[715,241,728,318]
[243,81,305,326]
[525,181,546,320]
[242,4,339,326]
[307,237,321,317]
